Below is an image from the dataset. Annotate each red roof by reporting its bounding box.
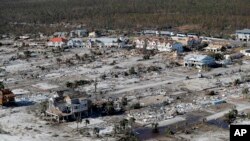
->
[49,37,67,43]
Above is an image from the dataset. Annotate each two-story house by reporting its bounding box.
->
[46,90,91,121]
[134,37,183,52]
[67,38,85,48]
[184,54,215,68]
[236,29,250,41]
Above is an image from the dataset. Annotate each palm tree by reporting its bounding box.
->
[75,53,81,60]
[233,79,240,86]
[121,96,128,106]
[165,128,174,136]
[85,119,90,127]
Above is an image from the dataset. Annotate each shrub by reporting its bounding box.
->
[206,90,216,96]
[224,108,238,123]
[129,67,136,75]
[143,55,150,60]
[130,103,141,109]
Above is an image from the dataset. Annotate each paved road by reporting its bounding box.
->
[110,63,250,95]
[147,101,250,128]
[206,101,250,121]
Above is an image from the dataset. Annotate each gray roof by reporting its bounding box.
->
[143,30,158,34]
[90,37,118,43]
[159,31,173,35]
[71,29,88,32]
[236,29,250,34]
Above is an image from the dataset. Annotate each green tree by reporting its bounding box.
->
[209,53,224,61]
[23,50,32,58]
[224,107,238,123]
[129,67,136,75]
[233,79,240,86]
[121,96,128,106]
[165,128,174,136]
[66,81,75,88]
[151,122,159,133]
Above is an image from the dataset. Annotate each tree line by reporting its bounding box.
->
[0,0,250,34]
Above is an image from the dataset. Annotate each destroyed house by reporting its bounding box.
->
[0,89,15,105]
[204,44,226,53]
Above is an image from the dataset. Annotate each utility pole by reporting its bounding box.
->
[246,35,249,48]
[143,38,147,55]
[94,78,98,100]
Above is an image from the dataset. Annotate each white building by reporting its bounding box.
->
[236,29,250,41]
[67,38,85,48]
[134,37,183,52]
[89,37,124,48]
[142,30,159,36]
[176,33,187,37]
[159,31,175,36]
[157,41,183,52]
[88,31,99,38]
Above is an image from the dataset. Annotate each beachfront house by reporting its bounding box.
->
[184,54,215,68]
[47,37,67,47]
[236,29,250,41]
[67,38,85,48]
